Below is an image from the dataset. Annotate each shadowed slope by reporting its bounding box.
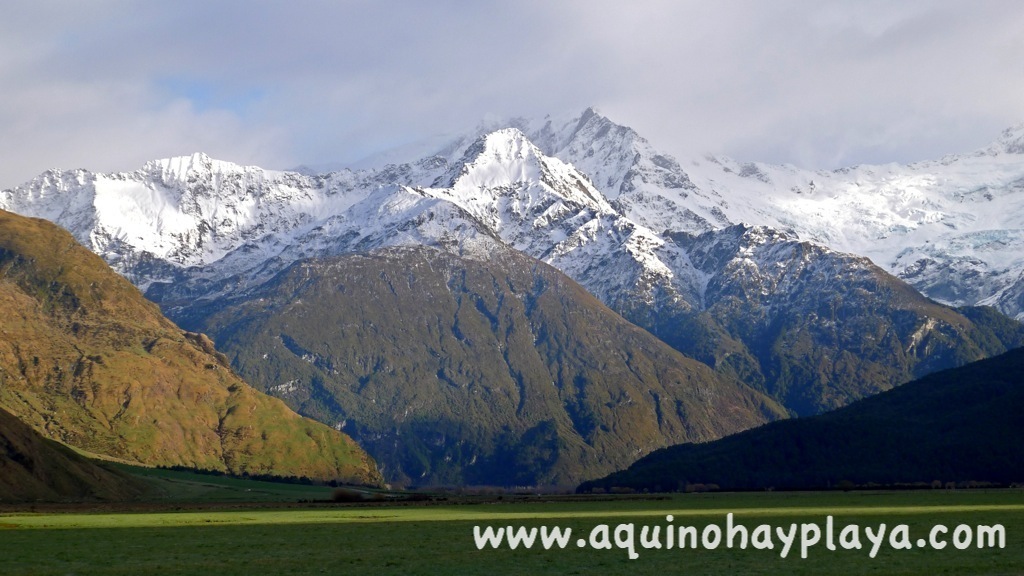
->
[579,347,1024,492]
[0,407,149,502]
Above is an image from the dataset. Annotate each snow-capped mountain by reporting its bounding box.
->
[11,109,1022,322]
[0,152,455,295]
[415,128,701,314]
[2,109,1022,421]
[684,125,1024,319]
[448,109,1024,321]
[0,129,696,322]
[514,110,1024,320]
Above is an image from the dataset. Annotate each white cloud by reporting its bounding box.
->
[2,1,1023,187]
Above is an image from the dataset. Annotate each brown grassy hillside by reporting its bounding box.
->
[0,210,381,486]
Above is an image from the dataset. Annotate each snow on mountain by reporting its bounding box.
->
[675,128,1024,319]
[522,108,733,236]
[484,109,1024,320]
[4,110,1022,420]
[4,109,1024,323]
[0,130,692,323]
[0,152,456,291]
[416,129,681,302]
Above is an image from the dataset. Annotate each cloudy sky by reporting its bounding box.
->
[3,1,1023,188]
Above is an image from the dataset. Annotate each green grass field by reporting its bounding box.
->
[110,465,350,503]
[1,489,1021,575]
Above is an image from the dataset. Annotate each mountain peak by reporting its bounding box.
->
[142,152,257,186]
[571,106,602,134]
[148,151,213,171]
[456,127,613,208]
[440,127,549,189]
[995,122,1024,154]
[478,127,538,157]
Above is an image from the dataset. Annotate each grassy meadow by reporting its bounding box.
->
[1,483,1021,575]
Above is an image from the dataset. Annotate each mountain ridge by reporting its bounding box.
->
[7,110,1024,319]
[177,244,787,487]
[2,109,1022,427]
